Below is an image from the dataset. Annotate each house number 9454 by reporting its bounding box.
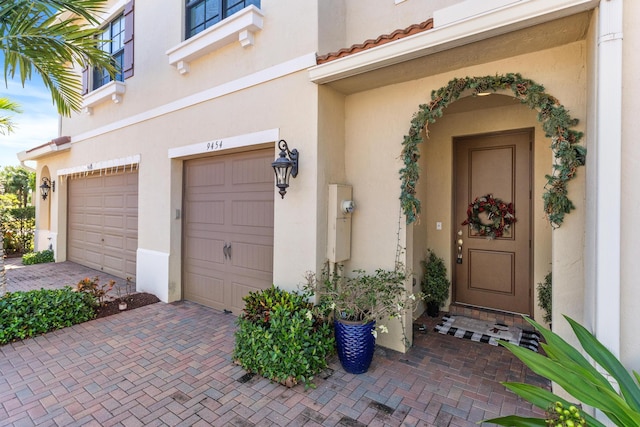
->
[206,140,223,151]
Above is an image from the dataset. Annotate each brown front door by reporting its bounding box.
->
[453,129,532,315]
[183,149,274,314]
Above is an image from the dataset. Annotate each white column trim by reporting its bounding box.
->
[595,0,622,357]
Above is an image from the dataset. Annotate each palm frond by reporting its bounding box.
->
[0,0,116,115]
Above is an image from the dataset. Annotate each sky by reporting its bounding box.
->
[0,77,60,168]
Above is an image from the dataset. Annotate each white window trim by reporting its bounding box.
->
[166,5,264,75]
[82,81,126,115]
[81,0,128,114]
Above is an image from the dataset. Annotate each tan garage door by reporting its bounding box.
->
[183,149,274,314]
[68,171,138,281]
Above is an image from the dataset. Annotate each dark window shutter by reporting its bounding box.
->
[81,66,89,95]
[123,0,134,79]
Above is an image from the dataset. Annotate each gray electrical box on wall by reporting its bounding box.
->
[327,184,353,262]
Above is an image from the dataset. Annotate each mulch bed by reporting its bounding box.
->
[94,293,160,319]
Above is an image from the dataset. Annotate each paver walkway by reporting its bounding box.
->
[1,259,548,426]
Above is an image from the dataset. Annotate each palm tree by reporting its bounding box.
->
[0,97,21,135]
[1,0,117,296]
[0,0,117,120]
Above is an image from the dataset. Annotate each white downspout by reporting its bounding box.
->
[595,0,622,358]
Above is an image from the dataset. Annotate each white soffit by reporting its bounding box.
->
[309,0,599,84]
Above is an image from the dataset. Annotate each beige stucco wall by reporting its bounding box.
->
[342,40,587,350]
[62,0,323,136]
[50,0,343,301]
[47,68,320,301]
[342,0,455,49]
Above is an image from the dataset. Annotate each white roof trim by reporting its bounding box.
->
[17,141,71,162]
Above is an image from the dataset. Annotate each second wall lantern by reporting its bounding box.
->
[271,139,299,199]
[40,177,54,201]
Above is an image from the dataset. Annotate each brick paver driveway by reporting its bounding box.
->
[0,259,547,426]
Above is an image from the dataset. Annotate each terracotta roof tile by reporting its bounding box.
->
[316,18,434,64]
[26,136,71,153]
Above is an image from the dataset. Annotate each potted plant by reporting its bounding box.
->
[421,250,450,317]
[304,262,417,374]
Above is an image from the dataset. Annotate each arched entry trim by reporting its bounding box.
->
[399,73,586,228]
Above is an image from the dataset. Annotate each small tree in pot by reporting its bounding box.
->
[421,250,450,317]
[303,262,418,374]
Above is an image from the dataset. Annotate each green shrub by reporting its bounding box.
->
[0,287,96,345]
[484,315,640,427]
[233,286,335,388]
[22,249,55,265]
[421,249,450,307]
[537,271,552,323]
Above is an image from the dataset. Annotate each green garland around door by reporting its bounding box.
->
[399,73,586,228]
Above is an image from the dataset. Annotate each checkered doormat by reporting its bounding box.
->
[435,315,540,352]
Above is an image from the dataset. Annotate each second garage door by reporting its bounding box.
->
[183,149,274,313]
[67,171,138,280]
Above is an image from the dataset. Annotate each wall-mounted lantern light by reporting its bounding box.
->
[40,177,54,201]
[271,139,299,199]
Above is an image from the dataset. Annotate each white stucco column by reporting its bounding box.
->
[595,0,623,356]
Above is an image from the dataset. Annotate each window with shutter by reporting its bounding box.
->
[81,0,134,96]
[186,0,260,39]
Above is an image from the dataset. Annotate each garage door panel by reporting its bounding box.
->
[187,201,224,224]
[126,194,138,208]
[84,195,103,208]
[126,237,138,251]
[83,249,102,267]
[103,253,124,271]
[186,237,225,264]
[230,242,273,274]
[184,149,273,312]
[188,162,226,187]
[125,216,138,229]
[184,273,225,308]
[68,171,138,281]
[232,200,274,227]
[103,234,124,250]
[103,213,125,228]
[82,230,102,245]
[104,195,125,208]
[84,213,103,227]
[125,261,136,279]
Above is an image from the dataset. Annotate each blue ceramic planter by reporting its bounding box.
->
[334,319,376,374]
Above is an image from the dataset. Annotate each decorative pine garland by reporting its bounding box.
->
[399,73,586,228]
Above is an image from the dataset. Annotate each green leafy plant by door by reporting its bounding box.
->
[484,315,640,426]
[420,249,450,308]
[537,272,552,324]
[233,286,335,388]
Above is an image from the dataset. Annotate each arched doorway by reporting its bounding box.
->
[402,74,585,318]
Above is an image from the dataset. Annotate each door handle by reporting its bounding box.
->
[456,230,463,264]
[227,243,231,260]
[223,243,229,260]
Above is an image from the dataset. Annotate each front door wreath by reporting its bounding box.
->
[462,194,516,239]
